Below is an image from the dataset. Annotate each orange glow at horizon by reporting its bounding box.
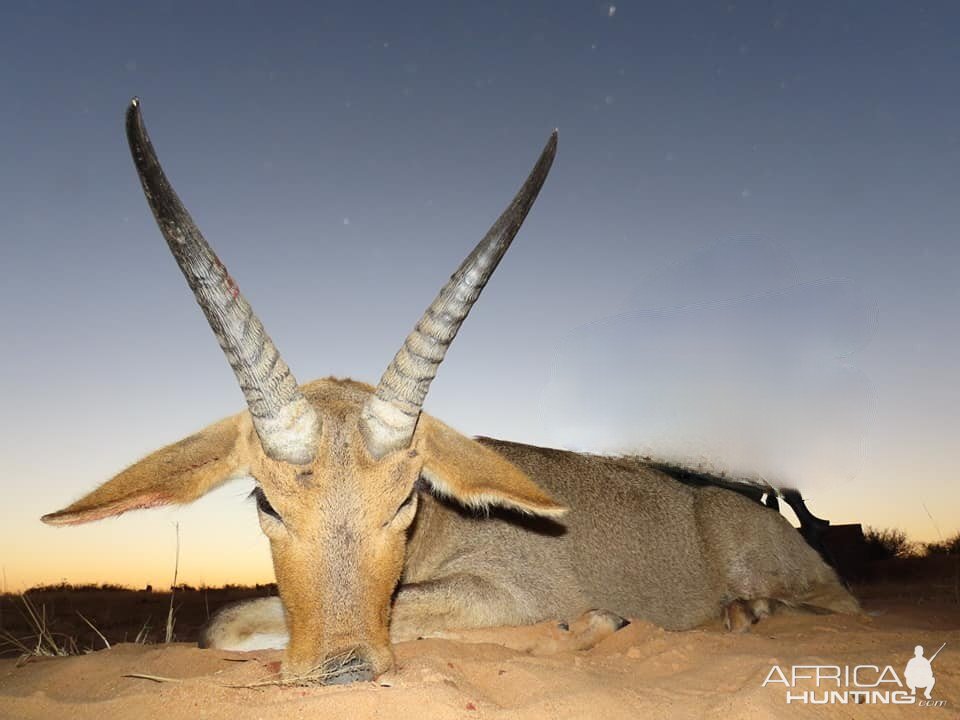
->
[7,472,958,593]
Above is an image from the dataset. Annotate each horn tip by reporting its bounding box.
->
[126,97,143,128]
[543,129,559,159]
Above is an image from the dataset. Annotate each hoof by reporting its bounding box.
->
[584,609,631,632]
[721,599,771,633]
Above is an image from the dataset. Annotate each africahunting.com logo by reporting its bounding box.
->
[762,642,947,706]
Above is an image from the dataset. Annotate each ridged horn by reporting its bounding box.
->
[360,130,558,458]
[125,98,320,464]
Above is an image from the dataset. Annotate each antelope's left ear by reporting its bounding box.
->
[416,414,567,518]
[42,413,248,526]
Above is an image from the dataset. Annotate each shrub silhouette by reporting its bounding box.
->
[924,531,960,556]
[863,526,916,561]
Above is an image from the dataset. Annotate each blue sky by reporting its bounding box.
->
[1,1,957,589]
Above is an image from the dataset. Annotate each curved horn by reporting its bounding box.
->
[360,131,558,458]
[125,98,320,464]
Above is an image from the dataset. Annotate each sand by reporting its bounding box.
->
[1,591,957,719]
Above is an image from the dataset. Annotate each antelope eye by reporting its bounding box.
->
[252,487,282,521]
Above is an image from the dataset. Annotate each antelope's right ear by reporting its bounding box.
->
[42,414,249,526]
[416,414,567,518]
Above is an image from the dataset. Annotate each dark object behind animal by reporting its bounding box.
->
[647,462,841,573]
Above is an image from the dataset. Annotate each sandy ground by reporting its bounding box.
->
[1,592,957,719]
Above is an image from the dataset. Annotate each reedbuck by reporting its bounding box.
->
[44,99,859,684]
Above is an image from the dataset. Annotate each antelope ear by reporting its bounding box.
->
[416,414,567,518]
[42,414,248,526]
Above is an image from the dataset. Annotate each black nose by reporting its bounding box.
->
[324,654,374,685]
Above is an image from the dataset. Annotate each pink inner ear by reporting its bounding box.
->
[42,492,174,526]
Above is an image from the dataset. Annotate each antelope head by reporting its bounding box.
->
[43,99,563,681]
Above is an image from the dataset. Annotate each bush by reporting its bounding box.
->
[924,531,960,556]
[863,527,916,561]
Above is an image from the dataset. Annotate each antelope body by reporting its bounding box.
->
[44,100,858,684]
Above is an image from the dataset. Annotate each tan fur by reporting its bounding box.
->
[418,413,567,518]
[42,415,247,525]
[45,377,858,682]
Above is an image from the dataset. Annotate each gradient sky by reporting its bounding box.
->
[1,2,957,591]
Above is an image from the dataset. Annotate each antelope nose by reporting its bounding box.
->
[324,654,374,685]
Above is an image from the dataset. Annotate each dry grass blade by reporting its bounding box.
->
[133,617,152,644]
[1,594,77,658]
[0,629,35,658]
[123,673,183,683]
[124,652,362,689]
[166,522,180,643]
[23,594,65,656]
[76,611,110,650]
[223,648,360,688]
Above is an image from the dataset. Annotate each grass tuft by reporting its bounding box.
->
[0,593,78,659]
